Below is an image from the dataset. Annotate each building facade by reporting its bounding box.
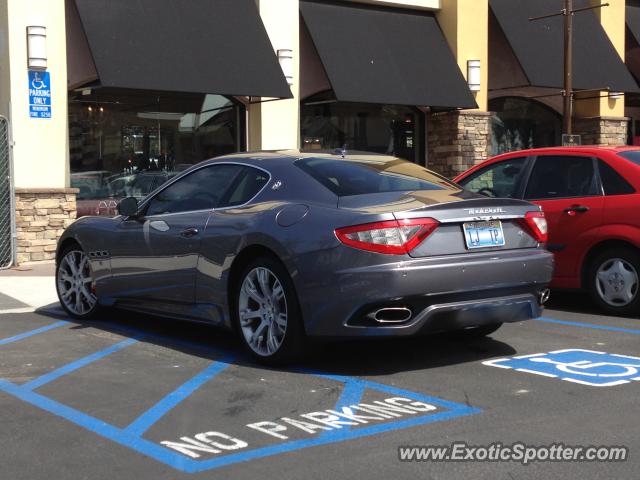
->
[0,0,638,265]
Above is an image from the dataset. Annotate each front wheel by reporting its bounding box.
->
[56,246,100,319]
[234,257,304,365]
[588,247,640,316]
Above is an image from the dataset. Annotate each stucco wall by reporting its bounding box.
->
[6,0,69,190]
[438,0,488,111]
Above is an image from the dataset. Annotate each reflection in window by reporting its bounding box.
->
[68,90,245,215]
[300,97,423,163]
[525,156,598,200]
[296,157,458,197]
[489,97,561,155]
[459,157,527,198]
[145,164,244,216]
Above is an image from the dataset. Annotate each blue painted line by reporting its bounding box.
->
[307,371,475,411]
[87,319,240,360]
[0,321,69,346]
[23,337,139,391]
[0,318,481,473]
[536,317,640,335]
[187,381,480,473]
[0,379,195,472]
[189,409,478,472]
[333,379,367,410]
[318,378,366,438]
[125,356,234,437]
[0,375,478,474]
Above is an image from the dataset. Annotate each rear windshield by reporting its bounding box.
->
[295,158,459,197]
[618,151,640,165]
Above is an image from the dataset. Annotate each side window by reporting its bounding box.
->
[598,159,635,195]
[458,157,527,198]
[525,156,599,200]
[219,167,270,208]
[145,164,243,216]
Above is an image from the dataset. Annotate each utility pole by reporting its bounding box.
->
[530,1,609,142]
[563,0,573,135]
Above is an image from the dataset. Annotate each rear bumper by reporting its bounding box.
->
[296,248,554,337]
[360,292,542,336]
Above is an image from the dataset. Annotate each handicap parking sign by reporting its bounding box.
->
[484,349,640,387]
[28,70,52,119]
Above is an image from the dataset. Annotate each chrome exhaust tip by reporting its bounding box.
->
[538,288,551,305]
[371,307,413,324]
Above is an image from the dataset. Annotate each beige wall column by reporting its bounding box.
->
[249,0,300,151]
[437,0,488,112]
[0,0,75,264]
[429,0,493,177]
[574,0,628,145]
[4,0,69,188]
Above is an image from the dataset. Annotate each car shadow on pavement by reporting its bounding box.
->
[35,304,517,377]
[546,290,640,320]
[300,334,516,377]
[545,290,601,316]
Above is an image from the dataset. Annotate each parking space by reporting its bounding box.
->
[1,297,639,479]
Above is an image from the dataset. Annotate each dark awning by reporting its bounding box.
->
[628,4,640,47]
[299,1,476,109]
[72,0,292,98]
[490,0,639,92]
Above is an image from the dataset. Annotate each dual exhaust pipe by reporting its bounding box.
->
[369,307,413,324]
[368,288,550,325]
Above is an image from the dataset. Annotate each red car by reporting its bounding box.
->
[455,146,640,315]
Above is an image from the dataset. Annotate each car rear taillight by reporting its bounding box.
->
[519,211,548,243]
[335,218,439,255]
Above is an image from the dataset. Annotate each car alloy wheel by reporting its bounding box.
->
[56,249,98,317]
[595,257,639,307]
[238,266,288,357]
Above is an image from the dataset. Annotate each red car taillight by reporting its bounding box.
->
[519,211,548,243]
[335,218,439,255]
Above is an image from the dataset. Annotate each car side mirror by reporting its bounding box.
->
[117,197,139,217]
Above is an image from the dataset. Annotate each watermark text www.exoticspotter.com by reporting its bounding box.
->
[398,442,628,465]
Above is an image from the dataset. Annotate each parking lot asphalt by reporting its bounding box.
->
[1,293,639,480]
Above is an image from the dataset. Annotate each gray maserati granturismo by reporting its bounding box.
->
[56,151,554,363]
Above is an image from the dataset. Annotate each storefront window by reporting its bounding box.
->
[489,97,561,155]
[300,97,424,163]
[68,90,245,216]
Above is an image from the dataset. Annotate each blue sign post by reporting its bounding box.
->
[28,71,52,119]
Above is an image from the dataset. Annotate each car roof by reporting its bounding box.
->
[491,145,640,160]
[454,145,640,181]
[204,149,402,165]
[71,170,111,176]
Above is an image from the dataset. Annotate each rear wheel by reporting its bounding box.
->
[588,247,640,315]
[234,256,304,365]
[56,245,100,319]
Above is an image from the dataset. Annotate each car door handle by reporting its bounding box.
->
[564,205,589,215]
[179,227,199,238]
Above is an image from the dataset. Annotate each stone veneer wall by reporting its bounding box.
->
[574,116,629,146]
[427,111,494,179]
[14,188,78,264]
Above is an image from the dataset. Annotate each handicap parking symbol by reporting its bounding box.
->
[484,349,640,387]
[28,70,52,119]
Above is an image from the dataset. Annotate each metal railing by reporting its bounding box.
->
[0,115,15,269]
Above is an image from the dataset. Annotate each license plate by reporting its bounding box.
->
[463,220,505,249]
